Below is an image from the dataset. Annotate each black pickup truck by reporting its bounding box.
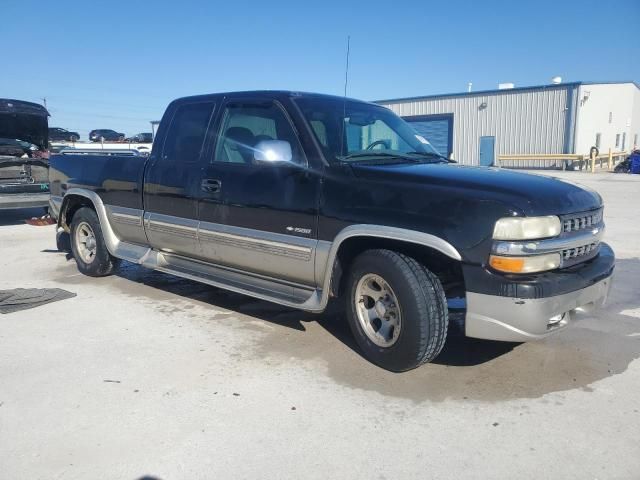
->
[49,91,614,371]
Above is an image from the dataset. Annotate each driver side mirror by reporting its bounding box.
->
[253,140,293,165]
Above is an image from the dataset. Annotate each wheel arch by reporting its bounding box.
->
[59,193,97,232]
[321,226,464,304]
[58,189,122,257]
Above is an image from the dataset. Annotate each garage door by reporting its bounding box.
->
[402,114,453,157]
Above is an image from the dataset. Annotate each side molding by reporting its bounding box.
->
[60,188,152,264]
[57,195,462,314]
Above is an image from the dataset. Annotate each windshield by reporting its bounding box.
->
[294,97,443,163]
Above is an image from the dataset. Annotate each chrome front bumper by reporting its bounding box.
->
[465,275,613,342]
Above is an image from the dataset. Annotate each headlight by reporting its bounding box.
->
[493,216,561,240]
[489,253,561,274]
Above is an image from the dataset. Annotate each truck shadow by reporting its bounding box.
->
[108,261,519,368]
[55,256,640,402]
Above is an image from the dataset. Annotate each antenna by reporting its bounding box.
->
[343,35,351,97]
[42,97,48,109]
[339,35,351,157]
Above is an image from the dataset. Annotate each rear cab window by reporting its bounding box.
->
[162,102,216,163]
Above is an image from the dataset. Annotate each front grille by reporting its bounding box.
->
[561,242,600,267]
[562,242,598,260]
[562,209,603,233]
[558,208,604,268]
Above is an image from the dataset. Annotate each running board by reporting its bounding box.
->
[137,249,324,312]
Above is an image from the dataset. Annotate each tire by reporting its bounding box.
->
[345,249,448,372]
[69,207,120,276]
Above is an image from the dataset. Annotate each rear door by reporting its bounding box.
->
[143,100,216,258]
[196,97,320,286]
[479,136,495,166]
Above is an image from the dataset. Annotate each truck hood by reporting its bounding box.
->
[0,99,49,151]
[349,162,602,216]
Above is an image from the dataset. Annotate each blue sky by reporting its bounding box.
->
[3,0,639,138]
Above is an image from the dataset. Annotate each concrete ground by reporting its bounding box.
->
[1,171,639,480]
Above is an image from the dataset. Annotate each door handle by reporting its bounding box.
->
[201,178,222,193]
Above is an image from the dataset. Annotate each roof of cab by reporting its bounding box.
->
[171,90,377,106]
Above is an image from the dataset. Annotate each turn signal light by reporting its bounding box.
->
[489,253,561,274]
[489,256,525,273]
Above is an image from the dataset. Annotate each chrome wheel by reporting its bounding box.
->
[355,273,402,347]
[74,221,97,264]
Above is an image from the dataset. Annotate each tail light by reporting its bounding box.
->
[32,150,50,159]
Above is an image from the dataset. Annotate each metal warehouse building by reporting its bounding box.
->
[377,81,640,166]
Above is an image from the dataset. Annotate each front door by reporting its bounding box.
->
[196,98,320,286]
[479,136,495,166]
[143,100,216,257]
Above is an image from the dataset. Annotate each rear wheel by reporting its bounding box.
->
[70,207,119,276]
[345,249,448,372]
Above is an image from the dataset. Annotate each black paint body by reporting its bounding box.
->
[49,91,614,298]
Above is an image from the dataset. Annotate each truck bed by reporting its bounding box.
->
[49,151,147,209]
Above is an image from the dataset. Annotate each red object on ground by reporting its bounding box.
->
[25,216,56,226]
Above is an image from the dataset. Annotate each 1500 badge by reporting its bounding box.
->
[286,226,312,235]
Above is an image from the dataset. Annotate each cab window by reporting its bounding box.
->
[214,101,304,165]
[162,102,215,163]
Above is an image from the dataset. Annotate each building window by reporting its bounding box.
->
[622,133,626,151]
[595,133,601,148]
[402,114,454,157]
[634,134,639,148]
[608,112,612,124]
[615,134,620,148]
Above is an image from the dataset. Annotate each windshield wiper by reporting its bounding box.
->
[339,152,405,160]
[338,152,422,162]
[405,151,453,163]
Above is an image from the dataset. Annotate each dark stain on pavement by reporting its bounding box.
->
[54,256,640,403]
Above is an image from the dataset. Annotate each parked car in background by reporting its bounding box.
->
[89,129,125,142]
[126,132,153,143]
[49,127,80,142]
[0,98,50,210]
[613,150,640,174]
[49,90,614,372]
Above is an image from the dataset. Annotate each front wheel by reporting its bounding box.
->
[345,249,448,372]
[70,207,120,276]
